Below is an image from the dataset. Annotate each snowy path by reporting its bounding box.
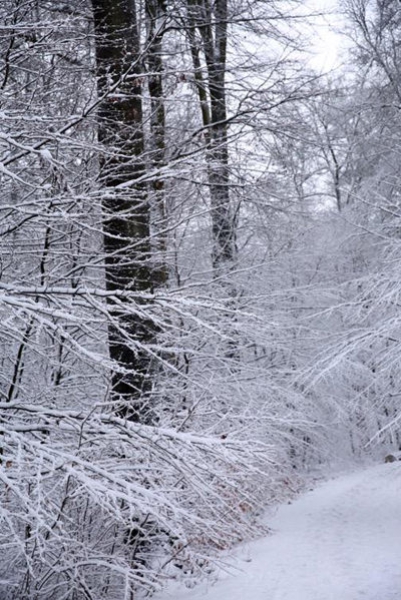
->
[155,463,401,600]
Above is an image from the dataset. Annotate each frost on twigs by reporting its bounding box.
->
[0,401,273,598]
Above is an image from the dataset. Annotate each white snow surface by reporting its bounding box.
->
[155,463,401,600]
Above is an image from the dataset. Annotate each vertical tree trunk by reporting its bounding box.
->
[146,0,168,286]
[204,0,235,270]
[187,0,236,272]
[92,0,156,422]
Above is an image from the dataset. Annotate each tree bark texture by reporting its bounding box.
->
[92,0,156,422]
[146,0,168,286]
[187,0,236,271]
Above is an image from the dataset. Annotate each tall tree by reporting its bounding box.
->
[186,0,236,273]
[146,0,169,286]
[92,0,157,421]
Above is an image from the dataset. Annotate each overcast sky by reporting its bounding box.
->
[307,0,346,73]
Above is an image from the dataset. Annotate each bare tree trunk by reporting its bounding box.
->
[187,0,236,272]
[146,0,168,286]
[92,0,156,422]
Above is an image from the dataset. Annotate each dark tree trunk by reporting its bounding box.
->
[187,0,236,272]
[146,0,168,286]
[92,0,156,422]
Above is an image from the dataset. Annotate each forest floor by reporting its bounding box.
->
[155,462,401,600]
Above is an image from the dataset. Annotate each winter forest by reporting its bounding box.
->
[0,0,400,597]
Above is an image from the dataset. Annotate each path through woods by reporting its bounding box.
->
[156,464,401,600]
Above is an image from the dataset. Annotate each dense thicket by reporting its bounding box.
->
[0,0,400,598]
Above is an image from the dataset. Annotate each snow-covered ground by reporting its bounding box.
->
[155,463,401,600]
